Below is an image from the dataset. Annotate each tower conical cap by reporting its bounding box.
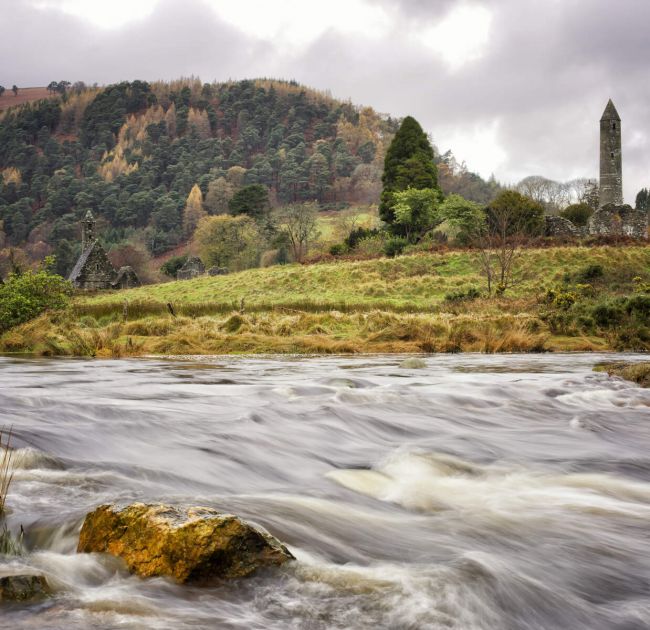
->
[600,99,620,121]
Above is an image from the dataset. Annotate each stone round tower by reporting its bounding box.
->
[81,210,96,252]
[599,99,622,207]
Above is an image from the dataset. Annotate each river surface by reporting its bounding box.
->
[1,353,650,629]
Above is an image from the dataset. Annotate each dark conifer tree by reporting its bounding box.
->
[379,116,438,229]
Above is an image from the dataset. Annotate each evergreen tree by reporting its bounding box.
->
[636,188,649,213]
[228,184,269,221]
[379,116,438,231]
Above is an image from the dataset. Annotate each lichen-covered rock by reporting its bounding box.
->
[77,503,294,584]
[0,575,49,602]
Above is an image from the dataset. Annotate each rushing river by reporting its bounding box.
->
[1,354,650,629]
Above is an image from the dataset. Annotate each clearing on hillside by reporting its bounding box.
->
[0,87,54,113]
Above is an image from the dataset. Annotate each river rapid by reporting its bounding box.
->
[1,353,650,629]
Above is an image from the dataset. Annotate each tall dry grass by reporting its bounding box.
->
[0,428,14,517]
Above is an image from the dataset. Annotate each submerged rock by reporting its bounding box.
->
[399,358,427,369]
[77,503,294,584]
[0,575,49,602]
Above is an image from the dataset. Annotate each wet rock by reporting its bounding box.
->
[77,503,294,584]
[399,358,426,369]
[0,575,49,602]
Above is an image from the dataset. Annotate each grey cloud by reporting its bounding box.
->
[3,0,264,85]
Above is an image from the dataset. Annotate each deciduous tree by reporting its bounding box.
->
[182,184,206,238]
[194,215,260,270]
[391,187,443,242]
[276,203,320,262]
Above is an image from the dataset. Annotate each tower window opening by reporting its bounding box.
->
[611,152,614,158]
[612,123,616,130]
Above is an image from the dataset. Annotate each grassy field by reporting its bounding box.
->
[2,245,649,356]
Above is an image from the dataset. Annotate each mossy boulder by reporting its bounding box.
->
[0,575,49,602]
[77,503,294,584]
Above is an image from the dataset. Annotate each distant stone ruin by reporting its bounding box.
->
[588,203,648,239]
[208,266,229,276]
[113,266,141,289]
[68,211,141,290]
[544,216,582,238]
[176,256,205,280]
[546,101,647,240]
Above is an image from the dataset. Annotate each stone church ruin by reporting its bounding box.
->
[68,211,141,290]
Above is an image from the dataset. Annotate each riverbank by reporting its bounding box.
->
[1,245,648,356]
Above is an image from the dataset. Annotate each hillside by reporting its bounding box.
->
[0,78,500,280]
[3,246,648,355]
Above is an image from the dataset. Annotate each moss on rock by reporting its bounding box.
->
[77,503,294,584]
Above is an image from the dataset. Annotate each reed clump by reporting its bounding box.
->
[595,361,650,387]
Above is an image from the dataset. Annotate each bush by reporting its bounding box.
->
[576,263,604,282]
[160,254,188,278]
[384,237,408,258]
[329,243,347,257]
[560,203,593,227]
[345,227,380,250]
[592,302,623,328]
[355,235,386,257]
[444,287,481,303]
[0,268,72,333]
[553,291,577,310]
[625,295,650,322]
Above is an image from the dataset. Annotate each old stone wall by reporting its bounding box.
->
[544,216,581,238]
[177,256,206,280]
[588,204,648,239]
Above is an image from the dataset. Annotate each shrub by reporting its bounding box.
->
[576,263,604,282]
[355,235,386,257]
[329,243,347,257]
[384,237,408,258]
[444,287,481,303]
[592,302,623,328]
[345,227,380,250]
[0,268,73,333]
[160,254,188,278]
[625,295,650,322]
[553,291,577,310]
[560,203,593,227]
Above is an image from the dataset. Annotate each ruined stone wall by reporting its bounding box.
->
[588,204,648,239]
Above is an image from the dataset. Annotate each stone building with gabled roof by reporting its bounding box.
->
[68,211,141,290]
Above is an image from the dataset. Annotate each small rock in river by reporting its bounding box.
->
[399,358,427,369]
[0,575,49,602]
[77,503,294,584]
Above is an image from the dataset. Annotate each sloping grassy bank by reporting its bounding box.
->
[1,246,648,356]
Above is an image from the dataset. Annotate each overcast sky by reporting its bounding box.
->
[4,0,649,201]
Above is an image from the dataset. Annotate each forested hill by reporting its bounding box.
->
[0,78,499,276]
